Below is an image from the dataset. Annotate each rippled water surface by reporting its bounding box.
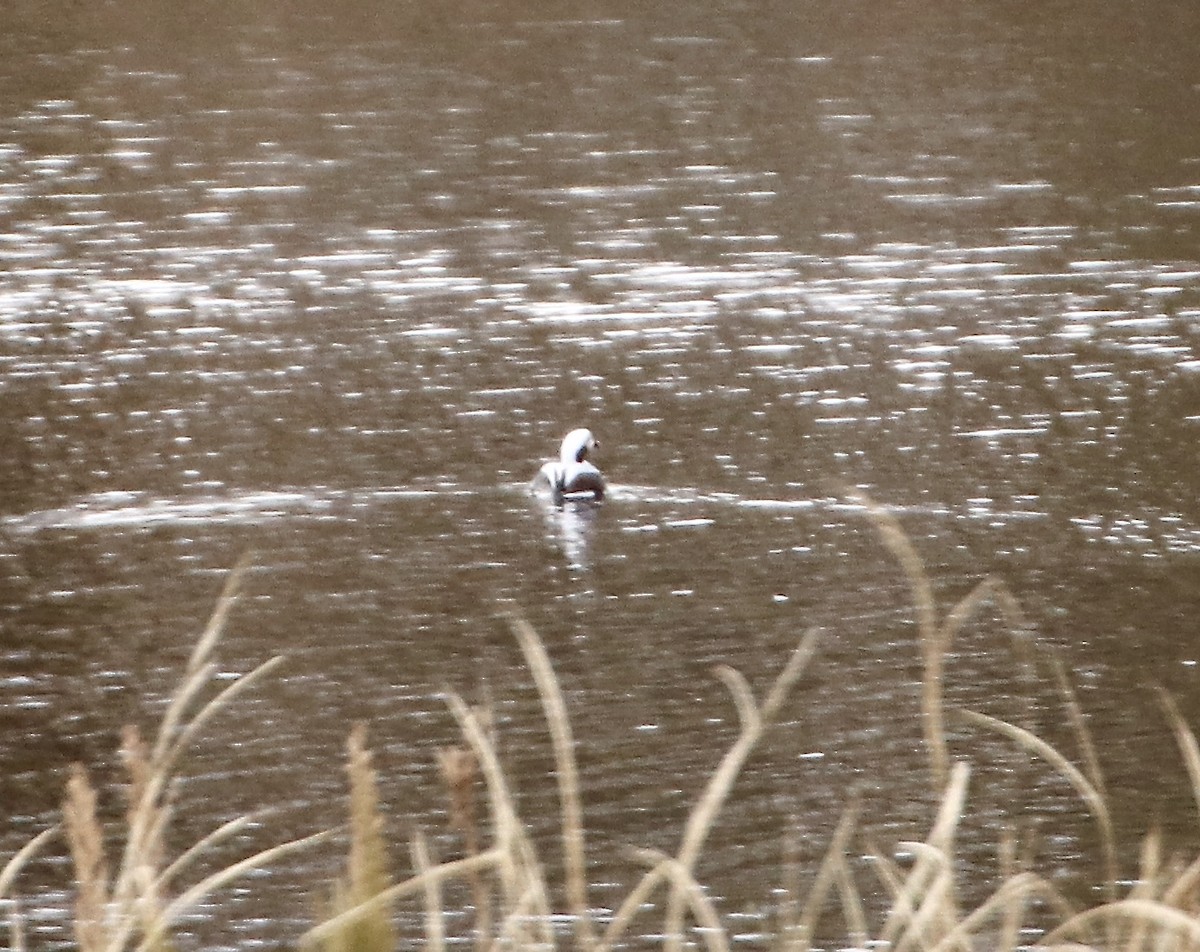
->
[3,2,1200,947]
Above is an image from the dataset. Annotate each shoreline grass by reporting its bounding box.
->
[6,505,1200,950]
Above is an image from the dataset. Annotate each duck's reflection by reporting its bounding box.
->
[535,494,601,571]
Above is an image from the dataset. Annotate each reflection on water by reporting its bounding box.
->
[535,495,602,573]
[3,1,1200,946]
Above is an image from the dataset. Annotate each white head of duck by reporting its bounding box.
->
[532,428,606,501]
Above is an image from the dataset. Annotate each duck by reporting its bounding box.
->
[532,428,606,501]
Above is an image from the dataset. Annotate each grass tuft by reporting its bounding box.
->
[504,607,595,951]
[12,520,1200,951]
[6,557,332,952]
[63,764,111,952]
[316,724,397,952]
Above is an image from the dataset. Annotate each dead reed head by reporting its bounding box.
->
[438,746,481,846]
[63,764,110,952]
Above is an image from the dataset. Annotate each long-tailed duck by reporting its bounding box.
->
[532,428,606,501]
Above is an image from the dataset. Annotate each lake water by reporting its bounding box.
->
[3,2,1200,947]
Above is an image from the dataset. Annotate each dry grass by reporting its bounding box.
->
[302,620,821,952]
[3,554,332,952]
[8,508,1200,950]
[316,724,397,952]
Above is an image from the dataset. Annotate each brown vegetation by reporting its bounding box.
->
[5,504,1200,950]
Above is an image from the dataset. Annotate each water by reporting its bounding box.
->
[3,2,1200,946]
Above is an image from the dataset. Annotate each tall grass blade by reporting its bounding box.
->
[1158,688,1200,827]
[775,823,803,950]
[865,837,907,908]
[792,800,859,950]
[506,608,595,950]
[5,897,24,952]
[411,831,444,952]
[1051,655,1107,803]
[1161,851,1200,909]
[115,654,286,907]
[113,725,171,923]
[155,813,263,894]
[1045,898,1200,948]
[302,848,505,949]
[880,763,969,949]
[679,631,819,873]
[760,627,823,720]
[941,575,1002,654]
[596,852,674,951]
[884,839,950,948]
[996,829,1023,952]
[0,825,59,900]
[630,849,731,952]
[186,551,255,675]
[835,853,869,949]
[925,872,1046,952]
[927,760,970,854]
[852,490,951,791]
[148,554,255,773]
[1125,829,1163,952]
[895,858,954,952]
[159,655,286,773]
[715,665,760,734]
[916,763,971,951]
[493,882,547,949]
[135,828,335,952]
[443,693,553,946]
[147,661,217,775]
[443,695,526,906]
[664,628,820,949]
[960,708,1117,899]
[847,491,938,650]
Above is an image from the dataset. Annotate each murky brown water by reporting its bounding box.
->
[3,2,1200,947]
